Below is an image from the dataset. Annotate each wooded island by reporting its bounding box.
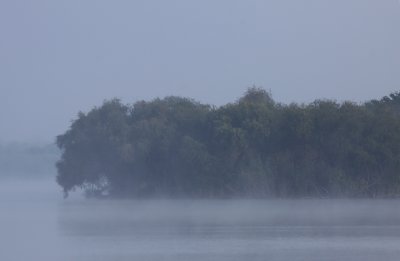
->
[56,88,400,198]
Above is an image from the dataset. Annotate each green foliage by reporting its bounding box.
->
[56,89,400,198]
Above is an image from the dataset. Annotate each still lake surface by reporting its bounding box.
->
[1,178,400,261]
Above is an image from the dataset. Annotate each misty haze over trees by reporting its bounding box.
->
[0,143,58,178]
[56,88,400,198]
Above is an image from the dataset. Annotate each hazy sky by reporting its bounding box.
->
[0,0,399,143]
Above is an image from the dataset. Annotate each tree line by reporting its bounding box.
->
[56,88,400,198]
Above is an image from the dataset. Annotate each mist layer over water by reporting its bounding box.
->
[1,178,400,261]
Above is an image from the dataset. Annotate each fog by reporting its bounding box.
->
[1,178,400,260]
[1,0,400,259]
[0,143,59,179]
[1,0,400,143]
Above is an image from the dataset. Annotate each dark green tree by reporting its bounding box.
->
[56,89,400,198]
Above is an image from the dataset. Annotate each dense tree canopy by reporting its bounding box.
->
[56,88,400,198]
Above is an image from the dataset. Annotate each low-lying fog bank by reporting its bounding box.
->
[1,178,400,260]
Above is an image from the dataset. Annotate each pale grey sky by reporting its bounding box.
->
[0,0,399,143]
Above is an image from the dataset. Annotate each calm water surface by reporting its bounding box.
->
[1,179,400,261]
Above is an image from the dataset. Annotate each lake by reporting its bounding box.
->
[1,178,400,260]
